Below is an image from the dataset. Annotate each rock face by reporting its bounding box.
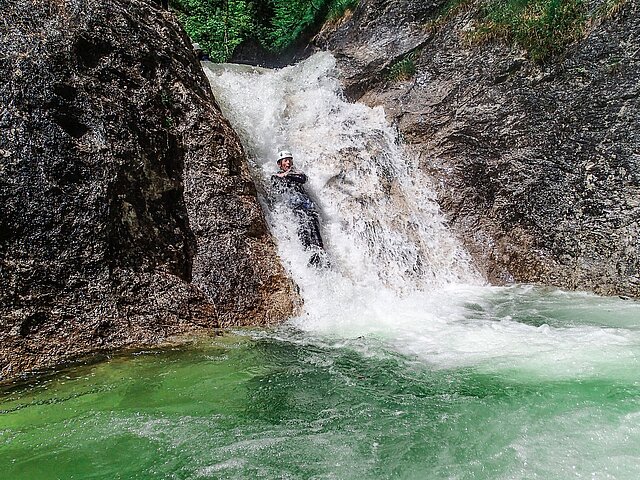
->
[0,0,298,379]
[317,0,640,297]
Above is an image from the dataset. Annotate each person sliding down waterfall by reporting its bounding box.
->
[271,150,328,268]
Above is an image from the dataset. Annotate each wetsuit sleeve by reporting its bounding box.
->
[286,172,307,184]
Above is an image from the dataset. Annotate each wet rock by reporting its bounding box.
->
[317,0,640,297]
[0,0,299,380]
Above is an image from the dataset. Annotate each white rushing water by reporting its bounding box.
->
[204,53,479,289]
[203,53,640,383]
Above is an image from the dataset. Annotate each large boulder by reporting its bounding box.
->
[0,0,298,379]
[317,0,640,297]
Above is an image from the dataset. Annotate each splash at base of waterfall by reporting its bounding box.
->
[202,48,640,394]
[2,284,640,480]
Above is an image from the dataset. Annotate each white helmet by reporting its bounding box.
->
[277,150,293,162]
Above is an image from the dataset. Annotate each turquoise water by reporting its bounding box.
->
[1,286,639,479]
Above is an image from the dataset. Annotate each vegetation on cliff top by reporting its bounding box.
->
[428,0,628,62]
[174,0,628,71]
[171,0,359,62]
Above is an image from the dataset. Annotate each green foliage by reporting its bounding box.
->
[326,0,359,20]
[172,0,361,63]
[267,0,328,52]
[426,0,626,62]
[471,0,587,62]
[387,51,418,82]
[172,0,257,63]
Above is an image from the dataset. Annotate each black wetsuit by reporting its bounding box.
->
[271,168,324,252]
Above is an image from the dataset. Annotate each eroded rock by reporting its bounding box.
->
[0,0,299,380]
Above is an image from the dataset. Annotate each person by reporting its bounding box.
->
[271,150,327,266]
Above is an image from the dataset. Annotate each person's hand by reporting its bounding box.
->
[276,172,288,177]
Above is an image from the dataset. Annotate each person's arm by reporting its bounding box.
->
[285,172,307,184]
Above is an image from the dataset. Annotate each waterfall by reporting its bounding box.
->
[203,53,481,301]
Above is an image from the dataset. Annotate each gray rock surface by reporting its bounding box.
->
[0,0,298,380]
[317,0,640,297]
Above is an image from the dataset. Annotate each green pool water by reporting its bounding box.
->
[1,287,640,479]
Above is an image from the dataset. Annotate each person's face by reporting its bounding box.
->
[280,157,293,171]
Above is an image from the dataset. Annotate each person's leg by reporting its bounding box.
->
[294,210,329,267]
[295,211,323,249]
[305,211,324,249]
[295,212,313,248]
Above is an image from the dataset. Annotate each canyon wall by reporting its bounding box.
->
[0,0,298,379]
